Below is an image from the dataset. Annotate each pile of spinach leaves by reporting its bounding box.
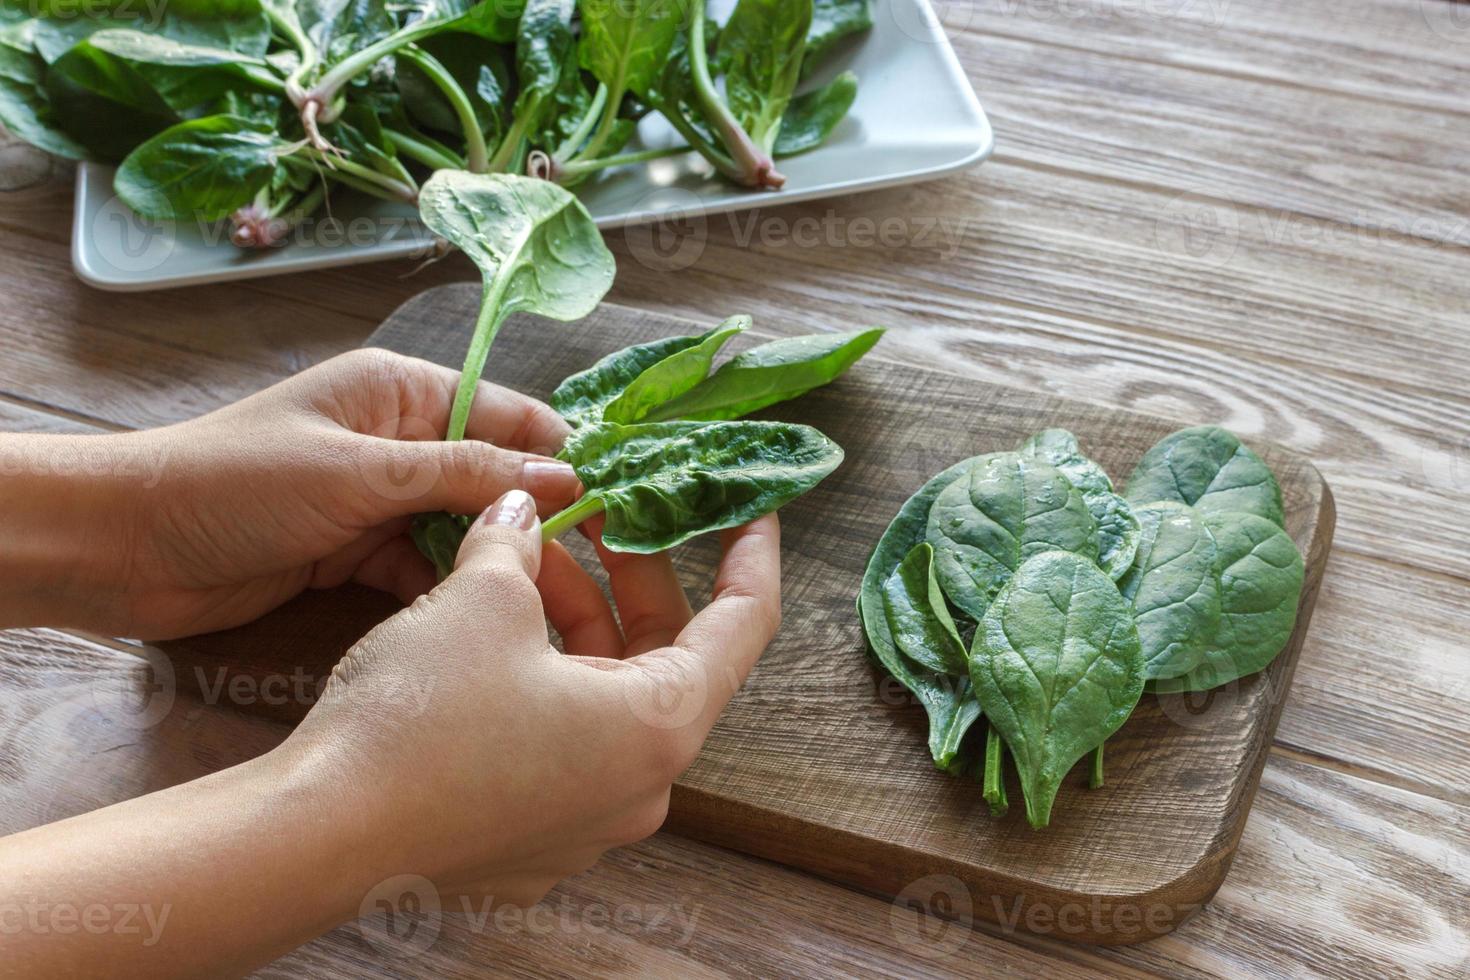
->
[1,0,872,247]
[406,169,882,576]
[860,426,1304,829]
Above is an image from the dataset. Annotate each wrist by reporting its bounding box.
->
[0,432,151,630]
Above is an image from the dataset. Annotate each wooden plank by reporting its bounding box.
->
[0,629,1100,980]
[955,0,1469,116]
[159,292,1335,945]
[3,628,1461,977]
[943,22,1470,246]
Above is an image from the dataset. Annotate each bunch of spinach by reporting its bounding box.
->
[860,425,1303,829]
[1,0,871,249]
[404,170,879,576]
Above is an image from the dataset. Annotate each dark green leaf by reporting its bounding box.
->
[513,0,573,116]
[1017,428,1140,580]
[969,550,1144,829]
[114,114,280,220]
[1126,425,1286,527]
[773,69,855,158]
[0,24,87,158]
[803,0,871,74]
[410,512,469,581]
[561,419,844,553]
[28,0,272,63]
[718,0,812,150]
[74,29,281,111]
[1118,502,1221,681]
[925,452,1099,621]
[882,542,969,676]
[858,456,986,767]
[643,327,883,423]
[1150,511,1303,693]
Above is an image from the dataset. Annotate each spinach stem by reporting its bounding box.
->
[384,128,464,171]
[1089,743,1104,789]
[686,0,783,188]
[487,109,535,173]
[305,18,446,115]
[554,83,608,161]
[286,150,418,202]
[446,308,506,442]
[541,494,606,541]
[983,725,1007,813]
[398,46,490,173]
[556,143,692,179]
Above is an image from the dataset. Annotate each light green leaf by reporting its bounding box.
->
[603,318,747,425]
[578,0,683,100]
[643,327,883,422]
[718,0,813,151]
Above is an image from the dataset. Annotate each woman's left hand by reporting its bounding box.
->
[9,349,580,639]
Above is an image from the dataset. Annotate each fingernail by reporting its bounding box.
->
[484,489,537,530]
[523,458,578,493]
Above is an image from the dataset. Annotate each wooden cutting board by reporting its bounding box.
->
[160,286,1334,946]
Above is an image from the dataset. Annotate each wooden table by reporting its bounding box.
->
[1,1,1466,976]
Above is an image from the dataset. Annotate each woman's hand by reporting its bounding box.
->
[0,494,783,978]
[288,495,782,907]
[0,349,581,639]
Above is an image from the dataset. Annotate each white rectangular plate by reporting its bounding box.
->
[71,0,992,291]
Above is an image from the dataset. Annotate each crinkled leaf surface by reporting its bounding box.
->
[926,452,1099,621]
[114,114,279,220]
[1118,502,1221,680]
[882,542,968,676]
[970,550,1144,829]
[1150,510,1303,693]
[577,0,683,100]
[1126,425,1285,527]
[803,0,871,73]
[718,0,813,149]
[562,419,843,553]
[602,318,747,425]
[643,328,882,423]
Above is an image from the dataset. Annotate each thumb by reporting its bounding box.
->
[454,489,544,584]
[436,490,548,646]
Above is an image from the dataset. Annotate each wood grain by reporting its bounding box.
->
[1,0,1467,972]
[155,291,1334,945]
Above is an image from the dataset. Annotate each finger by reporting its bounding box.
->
[439,489,548,644]
[538,541,624,658]
[626,515,781,735]
[352,535,437,604]
[388,439,582,519]
[309,517,412,589]
[587,515,694,656]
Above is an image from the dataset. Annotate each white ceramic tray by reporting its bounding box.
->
[71,0,992,291]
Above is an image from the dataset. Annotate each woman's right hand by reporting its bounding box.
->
[281,491,783,908]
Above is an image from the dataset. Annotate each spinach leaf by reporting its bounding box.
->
[969,550,1144,829]
[65,29,281,111]
[550,419,844,553]
[717,0,813,153]
[1126,425,1286,527]
[578,0,683,103]
[28,0,272,64]
[115,114,281,220]
[396,33,509,145]
[1017,428,1140,581]
[858,457,986,768]
[1150,511,1303,693]
[602,318,746,425]
[417,170,615,441]
[926,452,1099,621]
[0,24,87,158]
[773,69,855,158]
[803,0,871,74]
[1117,502,1222,681]
[642,328,883,423]
[882,542,968,676]
[411,512,470,581]
[550,321,744,428]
